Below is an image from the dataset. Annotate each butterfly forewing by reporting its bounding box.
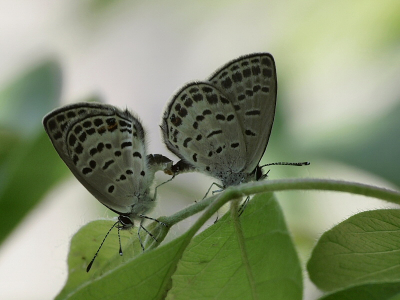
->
[208,53,277,173]
[43,102,155,215]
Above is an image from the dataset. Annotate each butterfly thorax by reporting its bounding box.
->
[219,171,247,187]
[219,163,266,187]
[125,191,156,220]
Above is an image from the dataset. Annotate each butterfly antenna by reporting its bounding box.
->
[118,226,123,256]
[260,161,310,168]
[86,220,119,272]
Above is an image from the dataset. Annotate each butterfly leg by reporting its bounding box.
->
[203,182,224,223]
[202,182,224,200]
[137,219,145,251]
[137,218,158,251]
[153,173,176,200]
[137,215,168,251]
[139,214,167,227]
[238,196,251,217]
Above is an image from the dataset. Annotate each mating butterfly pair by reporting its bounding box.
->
[43,53,308,271]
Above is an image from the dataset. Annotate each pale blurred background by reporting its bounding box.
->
[0,1,399,299]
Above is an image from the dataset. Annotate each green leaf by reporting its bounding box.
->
[168,193,302,300]
[0,59,65,243]
[319,283,400,300]
[56,192,302,299]
[57,220,144,298]
[0,131,69,244]
[308,209,400,292]
[0,60,62,135]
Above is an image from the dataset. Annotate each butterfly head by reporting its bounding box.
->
[117,215,134,229]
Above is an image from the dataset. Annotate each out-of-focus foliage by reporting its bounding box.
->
[0,61,68,244]
[308,103,400,186]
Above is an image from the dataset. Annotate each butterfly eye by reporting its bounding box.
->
[119,215,134,228]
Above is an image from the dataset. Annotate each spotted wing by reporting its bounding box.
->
[43,102,153,215]
[208,53,277,173]
[161,82,247,181]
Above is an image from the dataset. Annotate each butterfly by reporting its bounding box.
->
[161,53,309,198]
[43,102,173,271]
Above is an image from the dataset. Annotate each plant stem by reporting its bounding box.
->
[163,178,400,227]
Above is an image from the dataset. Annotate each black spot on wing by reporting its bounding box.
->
[94,118,103,126]
[67,111,76,118]
[245,129,256,136]
[68,134,77,147]
[193,93,203,102]
[89,160,96,169]
[48,119,57,131]
[97,143,104,152]
[86,128,96,135]
[82,167,92,175]
[245,110,261,116]
[243,68,251,78]
[263,67,273,77]
[74,125,83,134]
[102,160,114,170]
[207,130,223,138]
[83,121,91,128]
[184,98,193,107]
[262,87,270,93]
[216,114,225,121]
[121,142,132,149]
[90,148,98,156]
[206,94,218,105]
[56,115,65,122]
[252,65,261,76]
[54,131,62,140]
[133,152,142,159]
[75,143,83,154]
[170,115,182,127]
[232,72,242,83]
[108,185,115,193]
[221,77,232,89]
[79,132,87,142]
[183,138,192,147]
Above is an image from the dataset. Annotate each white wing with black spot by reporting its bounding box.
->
[161,53,277,187]
[44,102,172,218]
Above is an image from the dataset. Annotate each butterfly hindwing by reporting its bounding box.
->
[161,82,247,182]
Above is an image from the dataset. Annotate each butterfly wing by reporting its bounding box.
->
[208,53,277,174]
[43,102,154,216]
[161,82,247,183]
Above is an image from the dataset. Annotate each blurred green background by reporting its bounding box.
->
[0,1,399,299]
